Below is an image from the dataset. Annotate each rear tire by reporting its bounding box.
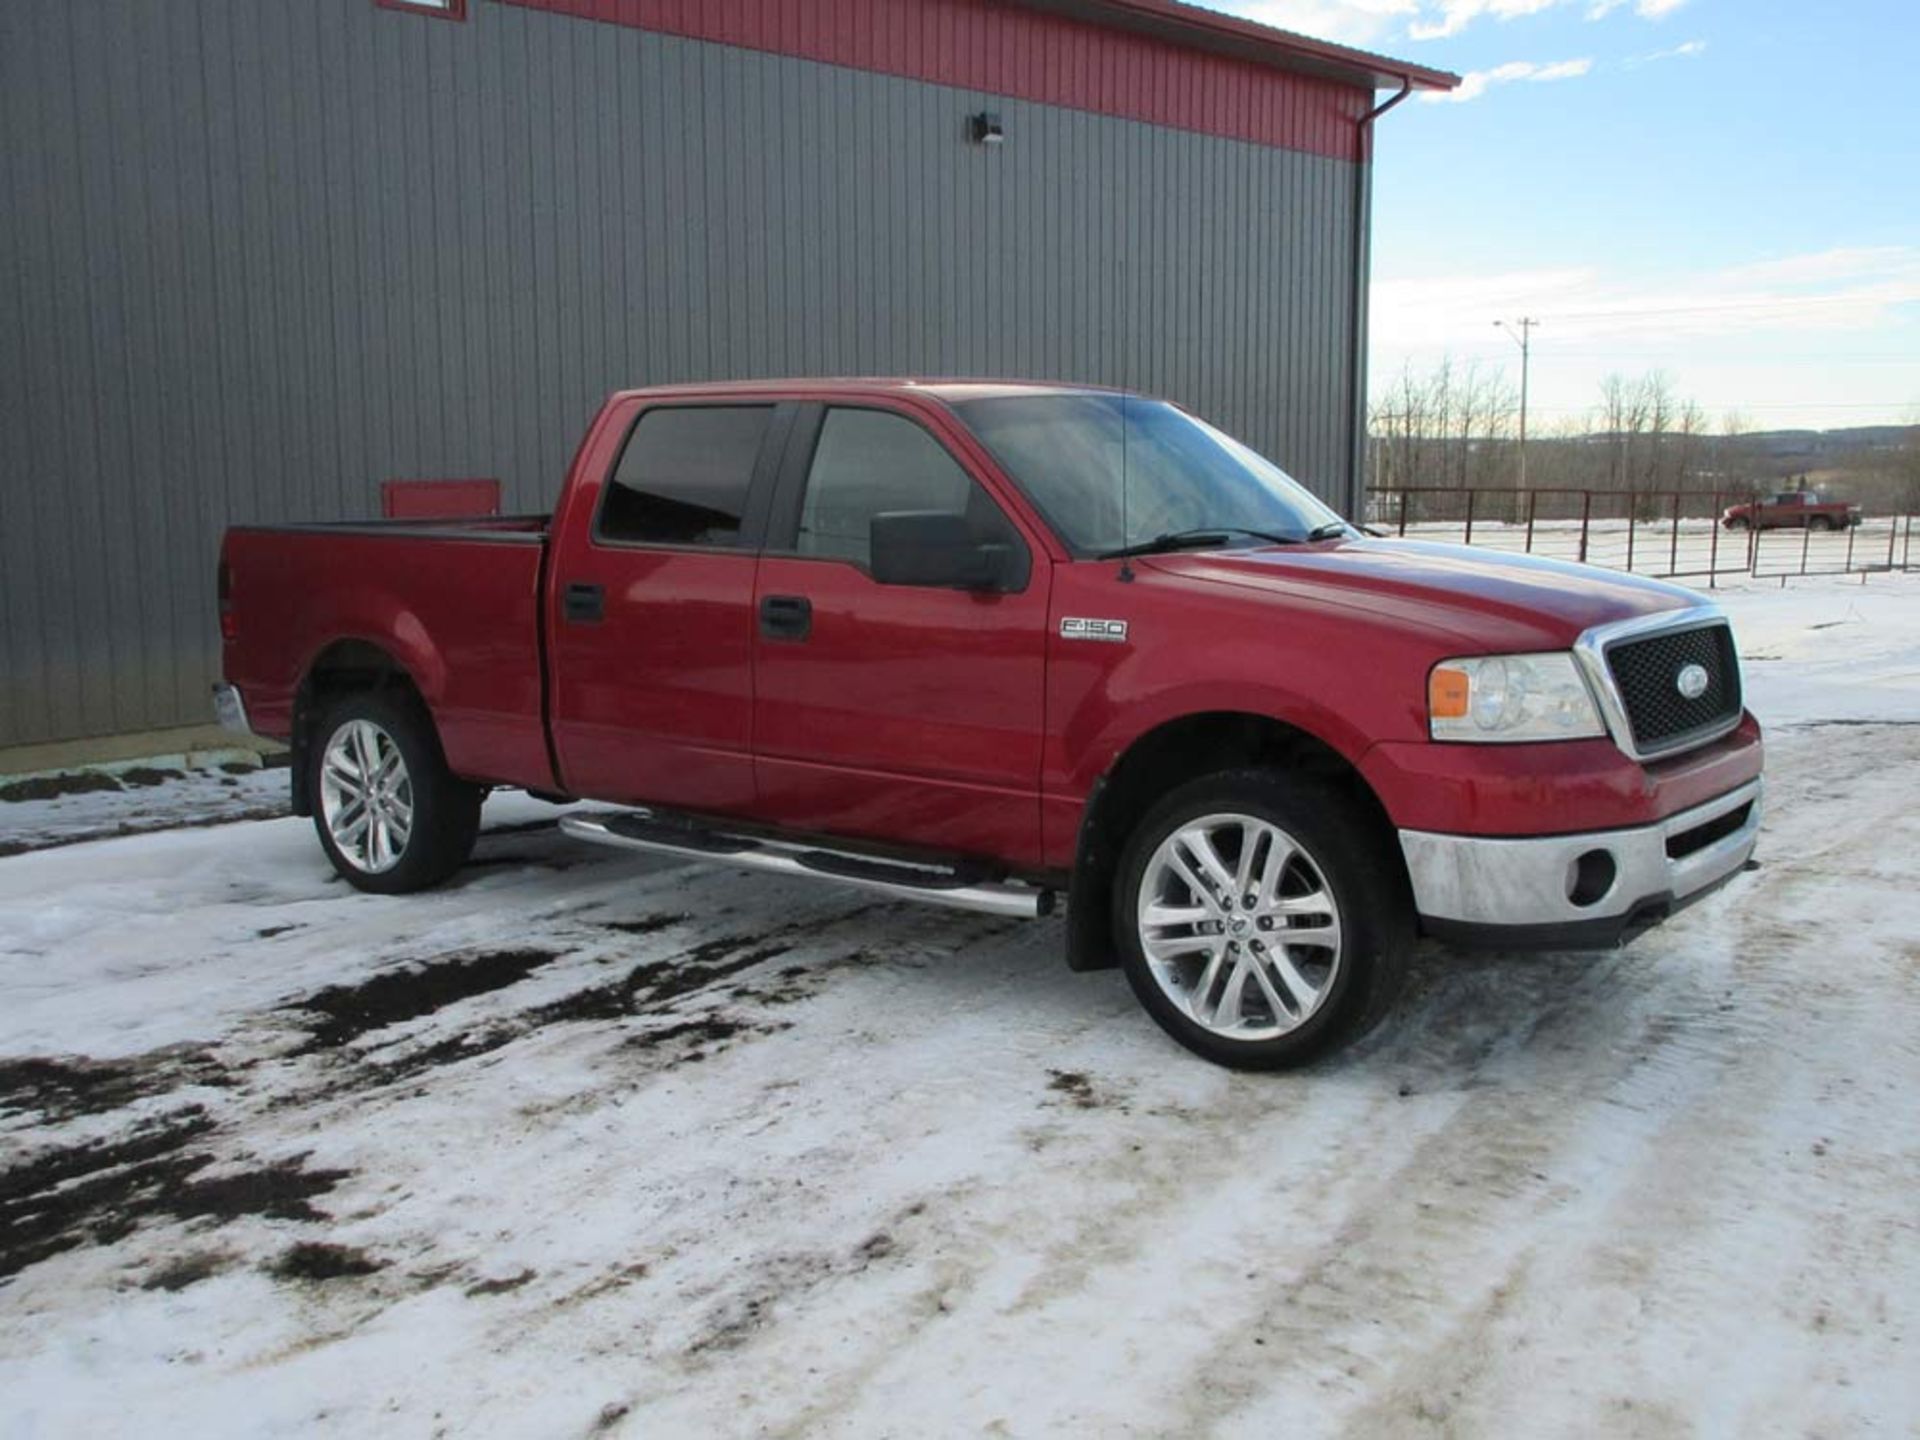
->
[308,691,481,894]
[1810,515,1833,532]
[1112,768,1413,1070]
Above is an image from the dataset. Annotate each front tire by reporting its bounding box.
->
[308,691,481,893]
[1112,769,1412,1070]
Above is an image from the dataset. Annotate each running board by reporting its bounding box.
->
[558,812,1055,920]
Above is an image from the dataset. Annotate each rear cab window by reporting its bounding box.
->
[598,405,774,547]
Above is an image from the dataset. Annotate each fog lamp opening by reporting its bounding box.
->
[1566,849,1617,908]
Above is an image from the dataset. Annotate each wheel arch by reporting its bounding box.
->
[290,638,439,817]
[1065,710,1402,973]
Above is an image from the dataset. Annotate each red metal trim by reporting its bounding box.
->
[375,0,469,20]
[382,479,502,519]
[1042,0,1457,92]
[485,0,1446,159]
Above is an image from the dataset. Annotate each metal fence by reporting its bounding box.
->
[1364,487,1918,586]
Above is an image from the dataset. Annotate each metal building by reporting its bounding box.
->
[0,0,1452,754]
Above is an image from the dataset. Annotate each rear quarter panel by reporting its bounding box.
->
[221,528,551,789]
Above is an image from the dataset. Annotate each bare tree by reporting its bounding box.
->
[1368,361,1438,498]
[1366,355,1517,502]
[1597,372,1650,501]
[1893,403,1920,512]
[1429,356,1455,487]
[1370,373,1918,533]
[1638,371,1675,502]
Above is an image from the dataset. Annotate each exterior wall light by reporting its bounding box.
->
[969,112,1005,145]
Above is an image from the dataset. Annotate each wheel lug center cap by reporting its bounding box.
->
[1229,916,1250,936]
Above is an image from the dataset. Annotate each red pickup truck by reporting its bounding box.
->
[217,380,1764,1068]
[1721,489,1861,531]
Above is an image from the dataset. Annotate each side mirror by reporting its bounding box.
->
[869,510,1014,591]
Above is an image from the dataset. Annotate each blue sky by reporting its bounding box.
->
[1222,0,1920,431]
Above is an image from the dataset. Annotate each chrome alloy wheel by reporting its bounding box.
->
[1136,812,1343,1040]
[319,719,414,874]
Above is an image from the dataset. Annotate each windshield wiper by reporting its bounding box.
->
[1306,521,1351,542]
[1096,527,1301,561]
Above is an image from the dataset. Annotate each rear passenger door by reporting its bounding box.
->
[547,400,791,813]
[749,403,1050,868]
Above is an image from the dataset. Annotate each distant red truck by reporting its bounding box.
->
[217,380,1764,1068]
[1721,489,1860,531]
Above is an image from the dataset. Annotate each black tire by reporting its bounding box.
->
[1810,515,1833,532]
[1112,768,1413,1070]
[1723,516,1747,531]
[307,690,482,894]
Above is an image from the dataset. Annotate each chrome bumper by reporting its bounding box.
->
[1399,779,1762,938]
[211,682,253,736]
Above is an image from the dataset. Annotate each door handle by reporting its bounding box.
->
[562,582,605,624]
[759,594,812,640]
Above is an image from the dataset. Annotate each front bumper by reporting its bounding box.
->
[1399,778,1762,950]
[211,682,253,736]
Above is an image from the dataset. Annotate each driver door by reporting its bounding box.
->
[749,402,1051,869]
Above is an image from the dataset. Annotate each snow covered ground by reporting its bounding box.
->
[0,759,287,858]
[2,575,1917,1438]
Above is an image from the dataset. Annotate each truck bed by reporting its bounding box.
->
[221,516,556,792]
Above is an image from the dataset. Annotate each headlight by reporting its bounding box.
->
[1428,652,1606,742]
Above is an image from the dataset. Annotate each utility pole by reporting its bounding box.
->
[1494,317,1538,490]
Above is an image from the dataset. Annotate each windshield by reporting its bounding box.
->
[953,394,1346,556]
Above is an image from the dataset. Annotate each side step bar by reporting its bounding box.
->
[558,812,1055,920]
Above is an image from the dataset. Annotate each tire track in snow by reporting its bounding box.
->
[1156,726,1920,1438]
[795,727,1914,1437]
[1325,728,1920,1436]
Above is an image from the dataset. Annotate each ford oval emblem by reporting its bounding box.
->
[1675,662,1710,700]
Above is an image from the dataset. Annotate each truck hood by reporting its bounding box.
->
[1146,538,1703,652]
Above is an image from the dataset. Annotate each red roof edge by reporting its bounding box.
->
[1031,0,1461,92]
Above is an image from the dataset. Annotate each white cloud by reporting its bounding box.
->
[1588,0,1685,17]
[1420,55,1593,101]
[1718,247,1920,289]
[1222,0,1418,46]
[1217,0,1696,44]
[1407,0,1559,41]
[1370,248,1920,428]
[1373,247,1920,350]
[1629,38,1707,63]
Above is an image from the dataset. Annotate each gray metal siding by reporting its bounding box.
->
[0,0,1363,748]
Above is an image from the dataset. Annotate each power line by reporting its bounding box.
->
[1437,348,1916,365]
[1536,293,1920,322]
[1520,400,1911,414]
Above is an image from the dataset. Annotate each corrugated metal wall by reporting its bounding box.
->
[0,0,1364,749]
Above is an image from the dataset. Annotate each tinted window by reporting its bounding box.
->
[600,406,772,547]
[797,408,1003,568]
